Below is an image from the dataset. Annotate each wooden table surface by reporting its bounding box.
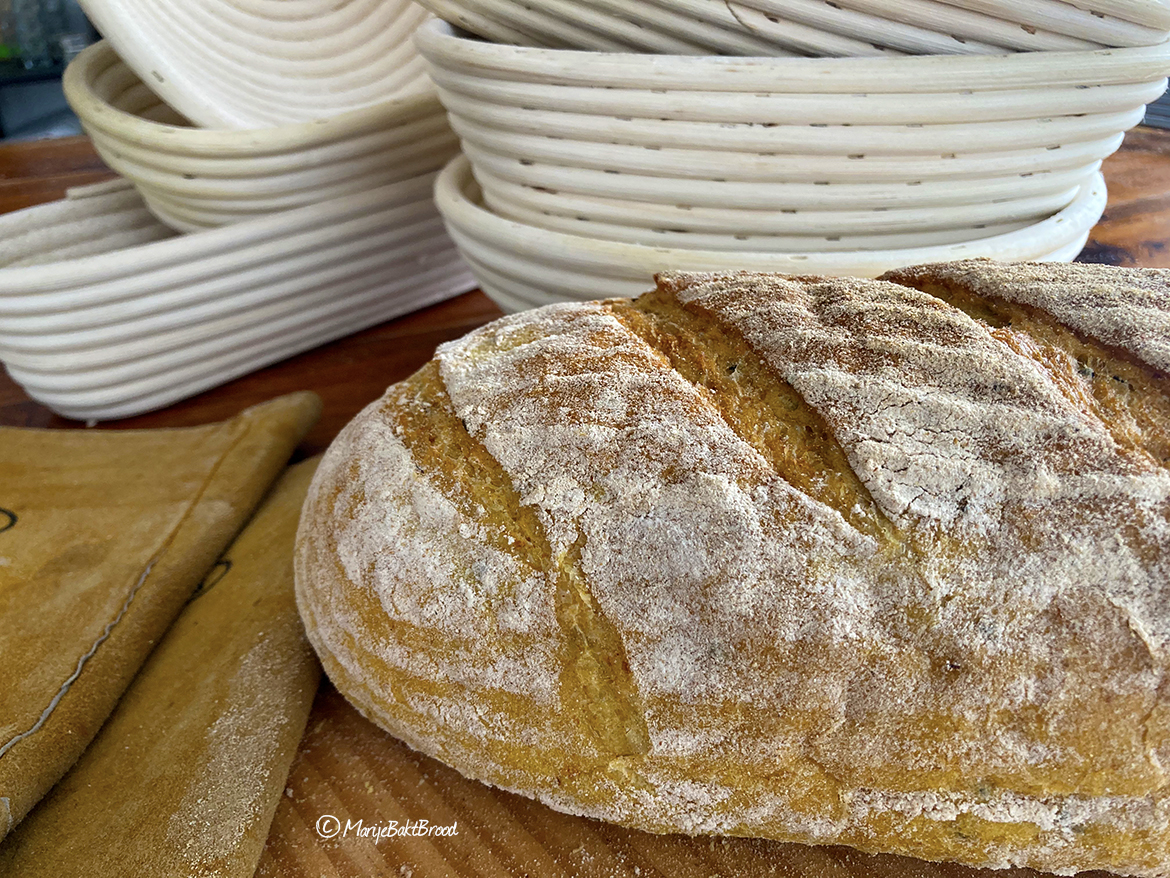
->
[2,131,1167,878]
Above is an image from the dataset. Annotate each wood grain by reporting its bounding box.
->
[0,135,115,215]
[1077,127,1170,268]
[2,130,1168,878]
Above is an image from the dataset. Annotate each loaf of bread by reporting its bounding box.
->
[295,262,1170,877]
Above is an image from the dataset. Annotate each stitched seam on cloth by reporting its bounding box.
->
[0,418,250,764]
[0,560,156,761]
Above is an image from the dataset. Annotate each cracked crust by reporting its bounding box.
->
[295,267,1170,877]
[883,259,1170,375]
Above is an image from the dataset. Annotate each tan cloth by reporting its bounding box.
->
[0,392,320,843]
[0,458,323,876]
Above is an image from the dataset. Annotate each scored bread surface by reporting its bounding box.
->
[295,264,1170,877]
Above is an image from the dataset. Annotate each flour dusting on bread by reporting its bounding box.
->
[885,259,1170,373]
[296,263,1170,878]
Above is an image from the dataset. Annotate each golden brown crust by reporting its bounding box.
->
[296,266,1170,877]
[882,259,1170,470]
[882,258,1170,375]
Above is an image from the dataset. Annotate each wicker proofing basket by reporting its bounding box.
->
[434,153,1105,311]
[63,41,461,233]
[413,0,1170,55]
[416,20,1165,257]
[0,178,475,420]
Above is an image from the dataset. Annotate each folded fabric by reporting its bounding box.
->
[0,458,323,875]
[0,392,321,843]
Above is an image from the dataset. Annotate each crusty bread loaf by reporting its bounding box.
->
[294,262,1170,877]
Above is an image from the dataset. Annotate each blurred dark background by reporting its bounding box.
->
[0,0,96,140]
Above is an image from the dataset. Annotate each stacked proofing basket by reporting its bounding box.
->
[411,0,1170,312]
[0,0,476,421]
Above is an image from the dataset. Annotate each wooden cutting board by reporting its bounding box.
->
[255,684,1117,878]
